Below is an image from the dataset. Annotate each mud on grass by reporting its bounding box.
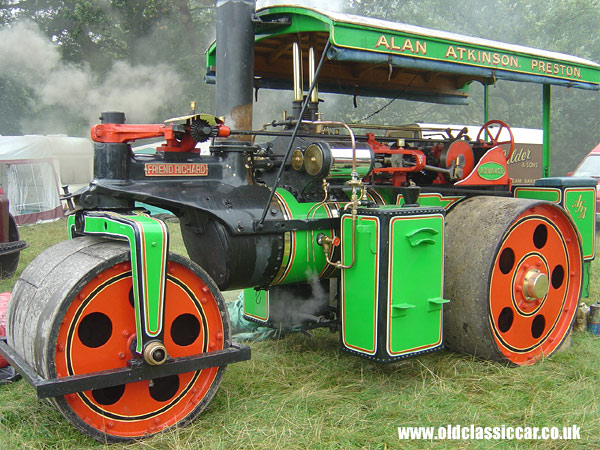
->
[0,219,599,449]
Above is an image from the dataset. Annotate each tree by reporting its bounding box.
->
[0,0,217,135]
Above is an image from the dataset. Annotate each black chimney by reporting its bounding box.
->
[215,0,255,135]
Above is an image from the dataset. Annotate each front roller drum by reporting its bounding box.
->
[7,237,229,441]
[444,196,582,365]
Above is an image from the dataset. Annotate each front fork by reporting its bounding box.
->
[68,210,170,365]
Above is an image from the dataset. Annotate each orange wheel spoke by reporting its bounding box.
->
[493,127,502,142]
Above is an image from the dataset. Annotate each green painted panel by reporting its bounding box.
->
[243,288,269,322]
[477,162,506,181]
[69,211,169,353]
[272,188,336,285]
[564,188,596,260]
[582,261,591,299]
[332,24,599,85]
[387,215,445,355]
[514,187,561,203]
[206,12,330,69]
[341,214,378,355]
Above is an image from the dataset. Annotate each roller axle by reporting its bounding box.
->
[0,338,249,399]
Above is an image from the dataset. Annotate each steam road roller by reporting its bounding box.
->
[1,1,599,442]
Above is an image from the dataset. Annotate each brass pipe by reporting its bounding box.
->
[325,213,356,270]
[301,120,361,270]
[323,190,362,271]
[307,179,330,262]
[293,42,303,102]
[309,47,319,103]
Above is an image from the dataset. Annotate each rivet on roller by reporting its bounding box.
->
[118,352,126,360]
[122,330,131,338]
[202,286,209,294]
[548,337,555,343]
[153,417,161,425]
[200,297,208,304]
[56,343,64,352]
[106,421,115,429]
[216,331,223,340]
[209,342,216,350]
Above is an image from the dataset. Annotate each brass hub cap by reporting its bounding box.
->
[523,268,549,301]
[143,341,168,365]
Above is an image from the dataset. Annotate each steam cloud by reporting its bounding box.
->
[0,21,183,135]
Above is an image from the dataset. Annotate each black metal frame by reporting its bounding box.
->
[0,338,250,399]
[254,217,339,232]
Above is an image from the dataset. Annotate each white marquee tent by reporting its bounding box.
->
[0,136,93,225]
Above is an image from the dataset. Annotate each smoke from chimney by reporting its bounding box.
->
[0,21,183,136]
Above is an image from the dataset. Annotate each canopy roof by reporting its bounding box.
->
[206,5,600,104]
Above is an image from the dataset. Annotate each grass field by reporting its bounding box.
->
[1,218,599,449]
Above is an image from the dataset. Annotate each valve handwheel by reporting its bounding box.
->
[477,120,515,160]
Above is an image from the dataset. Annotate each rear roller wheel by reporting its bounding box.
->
[444,197,582,365]
[7,237,229,441]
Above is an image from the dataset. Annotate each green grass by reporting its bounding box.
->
[1,219,599,449]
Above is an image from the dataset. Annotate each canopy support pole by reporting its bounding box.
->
[483,81,489,124]
[542,84,551,177]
